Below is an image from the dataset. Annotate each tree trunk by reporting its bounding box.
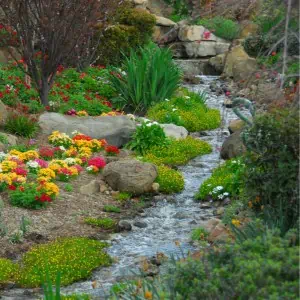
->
[39,78,50,106]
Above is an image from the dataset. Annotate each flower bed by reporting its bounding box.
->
[0,131,120,209]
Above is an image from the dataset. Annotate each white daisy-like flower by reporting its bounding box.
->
[59,146,66,151]
[218,194,224,200]
[27,161,39,168]
[172,108,178,112]
[165,98,170,102]
[152,121,159,125]
[65,158,76,165]
[223,192,229,196]
[86,166,93,171]
[216,186,223,191]
[0,152,7,162]
[71,130,79,136]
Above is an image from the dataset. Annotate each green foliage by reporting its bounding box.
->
[163,0,189,22]
[84,217,116,230]
[64,184,73,193]
[109,43,181,114]
[222,199,248,226]
[243,35,267,57]
[196,17,240,40]
[17,238,111,288]
[126,122,169,155]
[115,231,299,299]
[103,205,121,213]
[144,136,212,166]
[147,92,221,132]
[0,258,19,284]
[115,192,132,202]
[242,109,299,234]
[4,113,38,138]
[196,158,245,201]
[191,227,208,241]
[155,165,184,194]
[0,133,8,145]
[96,5,156,66]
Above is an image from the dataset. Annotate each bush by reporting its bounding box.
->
[191,227,208,241]
[4,113,38,138]
[96,5,156,66]
[84,217,116,230]
[243,109,299,234]
[155,165,184,194]
[109,43,181,114]
[243,35,267,57]
[195,158,245,201]
[196,17,240,40]
[0,258,19,284]
[114,231,299,299]
[147,92,221,132]
[144,136,212,166]
[126,122,169,155]
[17,238,111,287]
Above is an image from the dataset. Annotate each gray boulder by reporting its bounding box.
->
[220,130,246,159]
[103,159,158,195]
[38,113,136,147]
[160,123,188,139]
[185,41,230,58]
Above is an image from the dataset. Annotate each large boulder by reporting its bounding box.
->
[39,113,136,147]
[103,160,158,194]
[220,130,246,159]
[185,41,230,58]
[178,25,206,42]
[223,45,258,81]
[0,132,18,151]
[209,53,226,73]
[160,123,188,139]
[155,15,176,27]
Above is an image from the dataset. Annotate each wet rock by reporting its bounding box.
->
[103,160,158,195]
[201,202,212,209]
[215,207,225,216]
[160,123,188,139]
[189,220,197,225]
[228,119,245,134]
[134,221,148,228]
[80,180,100,195]
[222,197,231,206]
[183,75,202,84]
[117,220,132,232]
[173,212,188,219]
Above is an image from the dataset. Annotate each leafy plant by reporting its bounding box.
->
[191,227,209,241]
[0,133,8,145]
[64,184,73,192]
[126,122,169,155]
[4,113,38,138]
[84,217,116,230]
[242,109,299,234]
[196,158,245,201]
[196,17,240,40]
[115,192,132,202]
[109,43,181,114]
[0,258,19,284]
[103,205,121,213]
[17,238,111,287]
[155,165,184,194]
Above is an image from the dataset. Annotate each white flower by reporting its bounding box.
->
[27,161,39,168]
[232,160,236,164]
[165,98,170,102]
[218,194,224,200]
[207,184,211,186]
[152,121,159,125]
[65,158,76,165]
[216,186,223,191]
[0,152,7,162]
[127,114,135,120]
[49,101,55,107]
[59,146,66,151]
[223,192,229,196]
[184,96,191,99]
[209,192,212,195]
[121,71,127,76]
[71,130,79,136]
[172,108,177,112]
[86,166,93,171]
[146,123,152,127]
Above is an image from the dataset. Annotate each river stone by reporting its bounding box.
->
[228,119,245,134]
[160,123,188,139]
[80,180,100,195]
[103,160,158,195]
[38,113,136,147]
[118,220,132,232]
[220,130,246,160]
[134,221,148,228]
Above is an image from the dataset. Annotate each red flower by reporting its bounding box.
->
[58,168,73,176]
[39,147,55,159]
[19,186,25,192]
[74,165,83,173]
[8,185,16,191]
[103,101,112,108]
[15,167,28,176]
[45,106,51,111]
[0,92,3,99]
[225,91,231,96]
[271,51,276,56]
[79,73,87,79]
[88,157,106,169]
[73,134,92,141]
[105,145,120,155]
[36,194,52,203]
[255,73,261,79]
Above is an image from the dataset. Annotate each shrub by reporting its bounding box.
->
[243,35,267,57]
[84,217,116,230]
[109,43,182,114]
[96,5,156,66]
[115,230,299,299]
[147,93,221,132]
[155,165,184,194]
[17,238,111,287]
[195,158,245,201]
[114,192,132,202]
[126,122,169,155]
[0,133,8,145]
[191,227,209,241]
[144,136,212,166]
[243,109,299,233]
[4,113,38,138]
[0,258,19,284]
[103,205,121,213]
[196,17,240,40]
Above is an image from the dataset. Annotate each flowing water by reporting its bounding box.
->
[2,76,240,300]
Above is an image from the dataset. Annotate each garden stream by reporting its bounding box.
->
[2,76,239,299]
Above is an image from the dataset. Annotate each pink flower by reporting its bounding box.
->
[203,31,211,39]
[14,167,27,176]
[73,165,83,173]
[225,91,231,96]
[88,156,106,169]
[35,158,49,168]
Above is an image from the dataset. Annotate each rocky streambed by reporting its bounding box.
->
[1,76,241,299]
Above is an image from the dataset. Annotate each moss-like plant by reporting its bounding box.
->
[17,238,111,287]
[84,217,116,230]
[103,205,121,213]
[0,258,19,284]
[191,227,209,241]
[144,137,212,166]
[147,93,221,132]
[155,165,184,194]
[114,192,132,202]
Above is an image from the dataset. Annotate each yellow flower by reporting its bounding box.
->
[1,160,18,172]
[77,110,88,116]
[42,182,59,197]
[144,291,153,300]
[231,219,241,227]
[69,166,79,176]
[38,168,56,180]
[22,150,39,161]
